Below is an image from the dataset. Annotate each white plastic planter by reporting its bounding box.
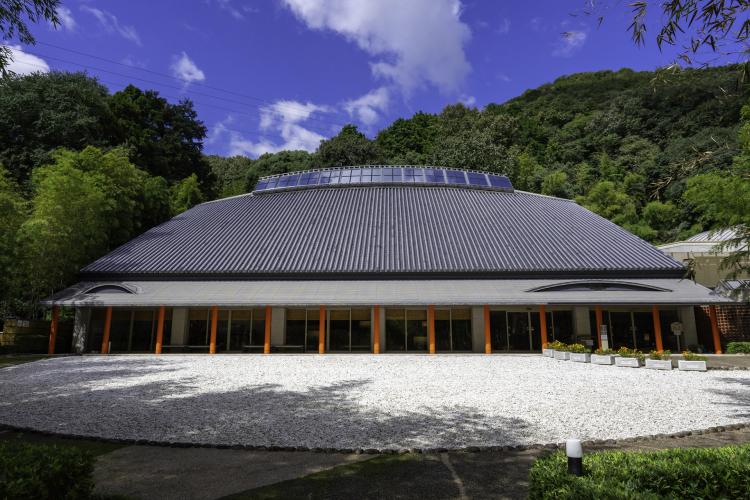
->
[678,360,707,372]
[553,351,570,361]
[569,352,590,363]
[645,359,672,370]
[590,354,615,365]
[614,357,641,368]
[542,348,555,358]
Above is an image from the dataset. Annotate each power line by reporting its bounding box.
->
[34,40,347,129]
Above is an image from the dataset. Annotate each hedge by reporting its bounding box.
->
[727,342,750,354]
[0,441,94,499]
[528,444,750,499]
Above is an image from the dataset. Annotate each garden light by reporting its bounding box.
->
[566,438,583,476]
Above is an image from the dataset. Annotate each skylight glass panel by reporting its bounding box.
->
[255,180,269,190]
[488,174,512,189]
[318,171,332,184]
[446,170,467,185]
[424,169,446,183]
[467,172,488,187]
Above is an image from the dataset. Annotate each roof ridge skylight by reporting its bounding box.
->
[253,165,514,193]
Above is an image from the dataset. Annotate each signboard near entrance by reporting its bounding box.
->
[599,324,609,351]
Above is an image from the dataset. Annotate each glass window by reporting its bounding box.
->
[329,309,350,351]
[370,168,382,183]
[252,308,266,346]
[161,308,173,347]
[490,311,508,351]
[633,312,655,351]
[254,180,269,191]
[305,308,320,352]
[131,310,154,352]
[319,171,332,184]
[659,309,682,352]
[188,309,209,345]
[385,308,406,351]
[407,309,428,351]
[467,172,488,187]
[110,309,131,352]
[413,168,426,183]
[349,169,362,184]
[351,308,371,352]
[508,312,530,351]
[328,170,341,184]
[89,308,106,352]
[229,310,252,351]
[435,309,451,352]
[424,169,446,183]
[451,308,473,351]
[551,311,574,344]
[286,309,306,347]
[446,170,467,185]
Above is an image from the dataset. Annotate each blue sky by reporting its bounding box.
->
[5,0,740,157]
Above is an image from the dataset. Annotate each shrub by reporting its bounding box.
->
[616,347,644,361]
[0,441,94,499]
[727,342,750,354]
[682,350,707,361]
[648,350,672,360]
[548,340,567,351]
[567,343,588,353]
[593,348,613,355]
[528,444,750,499]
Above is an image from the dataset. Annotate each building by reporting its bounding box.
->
[44,166,731,355]
[660,229,750,347]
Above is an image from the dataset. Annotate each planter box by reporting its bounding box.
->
[542,348,555,358]
[645,359,672,370]
[591,354,615,365]
[553,351,570,361]
[569,352,590,363]
[614,357,641,368]
[678,360,707,372]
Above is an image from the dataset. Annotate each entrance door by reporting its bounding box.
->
[508,312,530,351]
[609,312,632,349]
[329,309,350,351]
[490,311,508,351]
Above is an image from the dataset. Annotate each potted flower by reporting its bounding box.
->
[568,343,590,363]
[678,351,708,372]
[591,348,615,365]
[614,347,643,368]
[645,350,672,370]
[544,340,565,358]
[552,342,570,360]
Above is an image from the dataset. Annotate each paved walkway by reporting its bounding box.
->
[89,426,750,499]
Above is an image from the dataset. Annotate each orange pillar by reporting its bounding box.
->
[155,306,165,354]
[263,306,272,354]
[709,305,723,354]
[209,305,218,354]
[373,305,380,354]
[427,305,436,354]
[318,305,326,354]
[483,305,491,354]
[539,305,548,350]
[652,305,663,352]
[595,305,603,350]
[47,306,59,355]
[101,306,112,354]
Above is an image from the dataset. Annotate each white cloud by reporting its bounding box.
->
[459,94,476,106]
[81,6,141,46]
[343,87,389,127]
[3,45,50,75]
[170,52,206,85]
[553,30,587,57]
[56,6,76,31]
[210,0,258,20]
[496,18,510,34]
[210,101,331,157]
[281,0,471,94]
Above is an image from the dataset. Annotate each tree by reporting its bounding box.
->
[0,0,60,75]
[207,155,254,198]
[170,174,204,214]
[315,125,380,167]
[0,72,114,184]
[375,112,438,165]
[541,170,571,198]
[109,85,210,186]
[0,165,26,315]
[248,150,313,190]
[577,181,638,227]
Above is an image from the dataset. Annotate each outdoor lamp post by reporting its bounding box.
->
[566,438,583,476]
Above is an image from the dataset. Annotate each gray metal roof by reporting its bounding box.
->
[43,278,730,307]
[81,180,684,279]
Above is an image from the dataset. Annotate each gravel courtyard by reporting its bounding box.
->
[1,355,749,450]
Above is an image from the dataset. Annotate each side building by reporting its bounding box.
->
[44,166,731,355]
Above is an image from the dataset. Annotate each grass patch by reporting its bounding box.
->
[222,453,460,500]
[529,444,750,499]
[0,430,124,458]
[0,354,50,368]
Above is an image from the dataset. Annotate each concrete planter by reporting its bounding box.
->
[645,359,672,370]
[542,348,555,358]
[614,357,641,368]
[553,351,570,361]
[678,360,707,372]
[591,354,615,365]
[569,352,590,363]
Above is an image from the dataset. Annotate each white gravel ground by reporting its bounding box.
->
[1,355,748,450]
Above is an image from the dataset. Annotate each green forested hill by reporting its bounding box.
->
[2,65,749,317]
